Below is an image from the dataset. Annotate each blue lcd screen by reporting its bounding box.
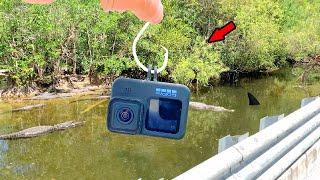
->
[146,98,182,134]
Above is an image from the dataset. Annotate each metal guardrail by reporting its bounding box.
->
[229,113,320,179]
[175,97,320,180]
[258,121,320,179]
[218,132,249,153]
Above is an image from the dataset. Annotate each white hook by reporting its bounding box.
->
[132,22,168,74]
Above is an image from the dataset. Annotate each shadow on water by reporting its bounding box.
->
[0,69,319,179]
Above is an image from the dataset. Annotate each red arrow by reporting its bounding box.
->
[208,21,236,43]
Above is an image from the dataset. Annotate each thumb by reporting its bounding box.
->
[100,0,164,24]
[24,0,55,4]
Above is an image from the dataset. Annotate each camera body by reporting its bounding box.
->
[107,77,190,139]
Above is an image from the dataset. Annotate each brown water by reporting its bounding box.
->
[0,70,319,179]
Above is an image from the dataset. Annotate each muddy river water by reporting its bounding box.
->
[0,70,319,179]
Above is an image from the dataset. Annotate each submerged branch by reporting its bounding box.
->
[80,100,107,114]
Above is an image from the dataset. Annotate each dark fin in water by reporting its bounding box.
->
[248,92,260,105]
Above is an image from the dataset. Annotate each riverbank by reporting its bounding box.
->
[1,66,319,100]
[0,75,110,99]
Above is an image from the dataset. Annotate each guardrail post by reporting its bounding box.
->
[259,114,284,131]
[218,132,249,153]
[301,97,318,107]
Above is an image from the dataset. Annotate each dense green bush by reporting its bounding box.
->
[0,0,319,89]
[281,0,320,60]
[172,38,228,85]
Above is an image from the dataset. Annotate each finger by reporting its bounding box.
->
[24,0,55,4]
[100,0,164,24]
[133,0,163,24]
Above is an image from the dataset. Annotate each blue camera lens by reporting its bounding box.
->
[117,107,134,123]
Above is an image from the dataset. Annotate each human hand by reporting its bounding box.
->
[25,0,54,4]
[24,0,164,24]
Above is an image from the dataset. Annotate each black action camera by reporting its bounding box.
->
[106,77,190,139]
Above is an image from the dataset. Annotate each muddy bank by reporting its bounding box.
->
[0,75,111,99]
[0,86,110,101]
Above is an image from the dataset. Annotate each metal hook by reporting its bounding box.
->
[132,22,168,74]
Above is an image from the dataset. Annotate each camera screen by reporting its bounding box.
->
[146,98,182,134]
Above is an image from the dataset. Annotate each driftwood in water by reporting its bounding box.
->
[70,95,110,103]
[189,102,234,112]
[27,93,74,100]
[12,104,46,112]
[0,121,85,140]
[0,104,46,114]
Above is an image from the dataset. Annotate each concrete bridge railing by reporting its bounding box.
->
[175,97,320,180]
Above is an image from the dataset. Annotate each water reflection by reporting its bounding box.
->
[0,140,8,167]
[0,101,12,120]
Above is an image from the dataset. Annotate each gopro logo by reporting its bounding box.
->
[155,88,177,97]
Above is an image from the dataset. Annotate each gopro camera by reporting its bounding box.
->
[107,77,190,139]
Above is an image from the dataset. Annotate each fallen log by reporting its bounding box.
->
[27,92,74,100]
[0,104,46,114]
[69,95,110,103]
[0,121,85,140]
[189,102,234,112]
[12,104,46,112]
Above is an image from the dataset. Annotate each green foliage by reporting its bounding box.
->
[0,0,319,89]
[172,38,228,85]
[281,0,320,60]
[217,0,286,71]
[104,56,134,78]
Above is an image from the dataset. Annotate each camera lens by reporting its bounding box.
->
[117,107,134,124]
